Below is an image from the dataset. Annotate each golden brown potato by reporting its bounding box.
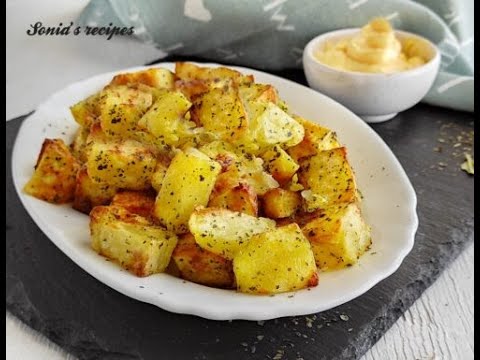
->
[70,126,90,163]
[90,205,178,277]
[98,85,152,139]
[154,148,221,233]
[172,233,234,288]
[70,94,99,128]
[175,79,211,100]
[110,190,156,219]
[233,223,318,294]
[73,166,117,214]
[298,147,356,211]
[109,68,175,89]
[262,188,301,218]
[208,182,258,216]
[175,62,253,85]
[24,139,80,203]
[137,91,194,146]
[288,116,341,162]
[188,207,276,260]
[86,140,157,191]
[238,83,278,104]
[190,86,249,142]
[261,146,299,185]
[301,202,371,270]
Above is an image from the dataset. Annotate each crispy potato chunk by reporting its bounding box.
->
[86,140,157,190]
[233,224,318,294]
[24,139,80,203]
[90,205,178,277]
[262,146,299,185]
[98,85,152,139]
[288,116,341,162]
[154,148,221,233]
[248,102,304,150]
[298,147,356,211]
[172,234,234,288]
[70,94,99,128]
[73,166,117,214]
[109,68,175,89]
[262,188,301,218]
[301,203,371,270]
[175,62,253,85]
[137,91,194,146]
[110,190,156,219]
[191,86,248,141]
[209,182,258,216]
[188,207,275,260]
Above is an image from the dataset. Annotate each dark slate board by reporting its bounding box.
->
[6,63,474,360]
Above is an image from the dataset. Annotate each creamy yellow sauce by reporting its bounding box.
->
[315,18,426,73]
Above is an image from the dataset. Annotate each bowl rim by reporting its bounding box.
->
[303,28,441,78]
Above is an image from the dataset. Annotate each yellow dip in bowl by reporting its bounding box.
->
[315,18,426,74]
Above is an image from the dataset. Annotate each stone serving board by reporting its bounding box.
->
[6,65,474,360]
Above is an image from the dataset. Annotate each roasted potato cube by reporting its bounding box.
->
[249,102,304,149]
[188,207,275,260]
[110,190,156,219]
[154,148,221,233]
[175,62,253,85]
[73,166,117,214]
[137,91,194,146]
[190,86,248,141]
[150,161,169,192]
[288,116,340,161]
[298,147,356,211]
[262,146,299,185]
[70,94,99,128]
[209,182,258,216]
[86,140,157,190]
[98,85,152,139]
[238,83,278,104]
[233,223,318,294]
[24,139,80,203]
[172,233,234,288]
[301,202,371,270]
[90,205,178,277]
[262,188,301,218]
[109,68,175,89]
[70,126,90,163]
[175,79,210,100]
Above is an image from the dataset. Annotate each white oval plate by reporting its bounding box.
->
[12,63,418,321]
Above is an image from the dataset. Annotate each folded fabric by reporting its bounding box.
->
[78,0,474,112]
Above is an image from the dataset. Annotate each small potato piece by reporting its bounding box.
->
[137,91,193,146]
[250,102,304,149]
[288,116,340,162]
[86,140,157,190]
[70,94,99,128]
[301,202,371,270]
[233,223,318,294]
[155,148,221,233]
[175,79,210,100]
[109,68,175,89]
[70,126,90,163]
[175,62,253,85]
[24,139,80,203]
[262,146,299,185]
[110,190,156,219]
[172,233,234,288]
[298,147,356,211]
[262,188,301,218]
[73,166,117,214]
[189,207,276,260]
[238,83,278,104]
[150,161,169,192]
[209,182,258,216]
[190,86,248,141]
[98,85,152,139]
[90,205,178,277]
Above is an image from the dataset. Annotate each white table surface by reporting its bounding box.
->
[6,1,474,359]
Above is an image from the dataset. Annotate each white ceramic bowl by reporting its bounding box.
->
[303,28,440,123]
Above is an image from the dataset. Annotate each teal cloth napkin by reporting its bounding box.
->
[79,0,474,112]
